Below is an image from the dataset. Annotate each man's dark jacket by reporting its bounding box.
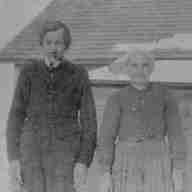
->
[6,59,97,167]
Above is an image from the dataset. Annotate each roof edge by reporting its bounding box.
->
[1,55,192,64]
[0,0,54,57]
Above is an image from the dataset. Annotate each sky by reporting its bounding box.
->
[0,0,52,49]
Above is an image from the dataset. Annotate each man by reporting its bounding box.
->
[6,20,97,192]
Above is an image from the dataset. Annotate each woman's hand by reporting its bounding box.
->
[172,168,184,192]
[73,163,88,192]
[99,172,113,192]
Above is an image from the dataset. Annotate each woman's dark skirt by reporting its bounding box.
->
[112,138,173,192]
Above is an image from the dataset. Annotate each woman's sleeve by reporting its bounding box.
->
[97,93,121,172]
[6,66,30,162]
[165,89,186,169]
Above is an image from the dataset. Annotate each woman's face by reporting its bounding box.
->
[125,55,154,85]
[41,28,66,62]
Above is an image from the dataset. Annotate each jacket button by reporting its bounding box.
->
[50,72,54,79]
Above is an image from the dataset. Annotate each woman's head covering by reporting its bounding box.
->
[109,48,155,74]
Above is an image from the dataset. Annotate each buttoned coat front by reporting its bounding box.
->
[6,59,97,192]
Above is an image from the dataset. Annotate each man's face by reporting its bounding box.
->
[41,28,66,62]
[126,55,154,85]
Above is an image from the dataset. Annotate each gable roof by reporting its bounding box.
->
[1,0,192,62]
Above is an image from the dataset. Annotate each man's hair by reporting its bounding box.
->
[39,20,71,49]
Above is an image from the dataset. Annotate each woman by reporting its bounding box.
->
[97,49,186,192]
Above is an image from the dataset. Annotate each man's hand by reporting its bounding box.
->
[99,172,113,192]
[8,160,23,192]
[73,163,88,192]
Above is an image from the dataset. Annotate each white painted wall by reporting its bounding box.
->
[0,62,15,192]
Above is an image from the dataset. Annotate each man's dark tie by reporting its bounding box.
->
[48,62,54,72]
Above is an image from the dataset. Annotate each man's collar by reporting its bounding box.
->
[44,56,61,69]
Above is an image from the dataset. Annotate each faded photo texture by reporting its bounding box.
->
[1,0,192,192]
